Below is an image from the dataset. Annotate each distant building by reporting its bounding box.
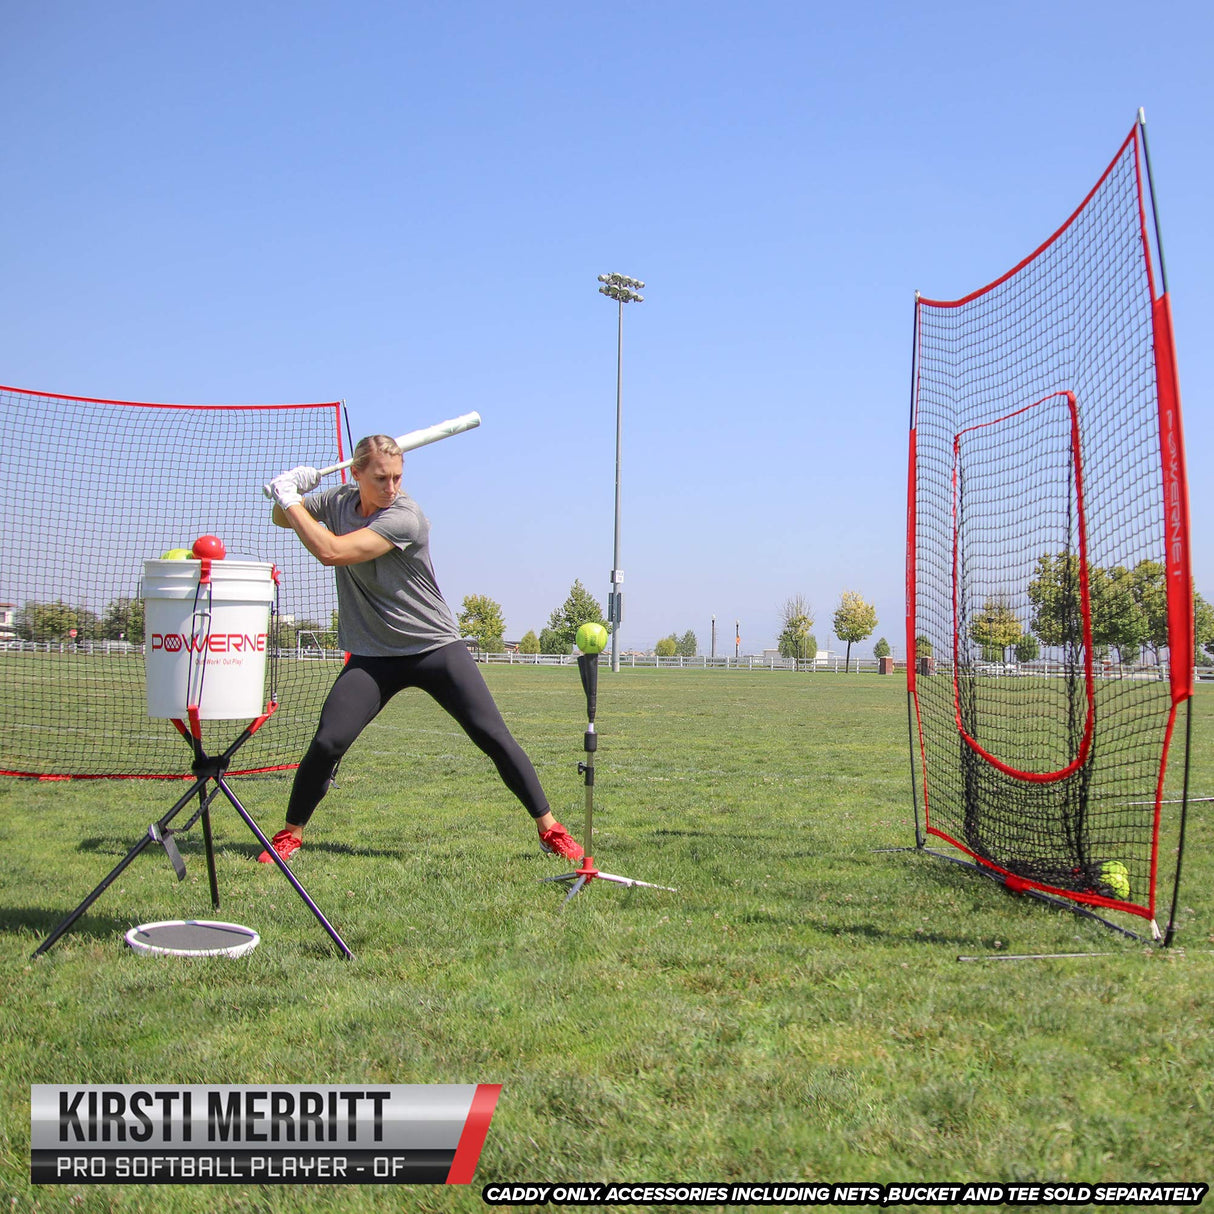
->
[760,646,843,664]
[0,603,14,640]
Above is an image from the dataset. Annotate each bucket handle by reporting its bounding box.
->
[186,608,212,711]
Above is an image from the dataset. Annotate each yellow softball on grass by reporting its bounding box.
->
[1099,860,1130,901]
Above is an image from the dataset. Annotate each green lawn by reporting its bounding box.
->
[1,669,1211,1212]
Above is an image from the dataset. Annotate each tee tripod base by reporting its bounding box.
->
[542,653,675,907]
[33,708,353,960]
[541,856,676,905]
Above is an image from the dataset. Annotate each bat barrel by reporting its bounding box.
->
[263,412,482,498]
[315,411,481,478]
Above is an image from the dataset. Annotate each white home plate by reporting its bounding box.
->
[125,920,260,957]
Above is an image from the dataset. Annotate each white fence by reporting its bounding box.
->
[471,652,1206,680]
[465,652,921,673]
[288,646,876,671]
[1,639,141,655]
[5,639,1211,682]
[474,652,887,672]
[0,642,884,671]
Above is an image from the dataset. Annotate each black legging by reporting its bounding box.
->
[287,640,550,827]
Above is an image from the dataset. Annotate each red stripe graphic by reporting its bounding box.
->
[446,1083,502,1185]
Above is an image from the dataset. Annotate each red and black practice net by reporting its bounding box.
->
[906,120,1193,932]
[0,386,347,777]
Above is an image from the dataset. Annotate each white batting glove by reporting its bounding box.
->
[291,466,321,492]
[263,466,321,502]
[269,472,304,511]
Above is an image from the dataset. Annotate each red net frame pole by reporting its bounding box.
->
[1139,110,1198,946]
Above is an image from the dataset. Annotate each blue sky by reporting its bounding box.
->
[3,2,1211,654]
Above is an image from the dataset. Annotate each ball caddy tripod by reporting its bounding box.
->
[33,705,353,959]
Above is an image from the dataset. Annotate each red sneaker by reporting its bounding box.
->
[538,821,584,861]
[258,829,302,864]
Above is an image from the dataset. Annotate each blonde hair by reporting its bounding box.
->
[350,434,403,473]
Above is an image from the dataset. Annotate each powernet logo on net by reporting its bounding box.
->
[31,1084,500,1186]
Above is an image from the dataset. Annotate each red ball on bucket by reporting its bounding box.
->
[192,534,226,560]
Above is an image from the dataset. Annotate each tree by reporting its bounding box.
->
[1193,591,1214,666]
[915,634,934,659]
[1028,552,1166,666]
[518,629,540,655]
[1029,553,1097,655]
[873,637,891,659]
[100,596,144,641]
[539,627,566,655]
[1014,633,1040,663]
[795,633,819,663]
[655,634,677,658]
[832,591,877,672]
[1027,552,1086,649]
[1091,565,1147,666]
[458,593,506,652]
[543,580,606,654]
[1130,560,1168,660]
[969,596,1022,663]
[676,629,698,657]
[271,617,321,651]
[778,594,815,661]
[16,600,97,642]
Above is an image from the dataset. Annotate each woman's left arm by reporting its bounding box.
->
[278,502,395,567]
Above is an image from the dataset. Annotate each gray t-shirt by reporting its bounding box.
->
[303,483,460,657]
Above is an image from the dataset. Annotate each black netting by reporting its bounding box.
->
[909,127,1183,919]
[0,388,345,777]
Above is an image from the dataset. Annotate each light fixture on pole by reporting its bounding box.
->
[711,615,716,659]
[597,272,644,674]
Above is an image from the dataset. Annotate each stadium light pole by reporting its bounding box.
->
[597,272,644,673]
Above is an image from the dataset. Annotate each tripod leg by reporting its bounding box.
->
[32,835,157,957]
[561,875,589,904]
[33,773,214,958]
[200,796,219,912]
[216,776,354,959]
[194,776,220,912]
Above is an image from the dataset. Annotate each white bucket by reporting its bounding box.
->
[142,559,275,720]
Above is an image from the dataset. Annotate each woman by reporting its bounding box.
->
[262,435,583,864]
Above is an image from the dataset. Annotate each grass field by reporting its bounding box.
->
[1,669,1211,1213]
